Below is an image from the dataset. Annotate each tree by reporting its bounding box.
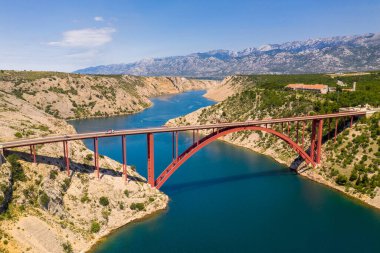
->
[99,196,109,206]
[335,174,348,186]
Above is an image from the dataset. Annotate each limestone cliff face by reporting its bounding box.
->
[0,71,219,120]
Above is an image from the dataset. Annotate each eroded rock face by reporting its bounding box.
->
[40,177,65,216]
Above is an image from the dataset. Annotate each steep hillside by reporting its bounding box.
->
[0,89,168,253]
[75,33,380,78]
[167,73,380,209]
[0,71,218,120]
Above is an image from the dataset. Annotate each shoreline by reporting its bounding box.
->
[84,201,169,253]
[220,138,380,211]
[67,89,210,122]
[298,168,380,212]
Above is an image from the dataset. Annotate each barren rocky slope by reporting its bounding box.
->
[0,90,169,253]
[0,71,219,120]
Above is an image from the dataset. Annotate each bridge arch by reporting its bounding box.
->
[155,126,315,189]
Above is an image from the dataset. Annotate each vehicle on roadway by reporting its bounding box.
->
[106,129,115,134]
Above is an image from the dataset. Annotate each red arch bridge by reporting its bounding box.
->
[0,111,366,189]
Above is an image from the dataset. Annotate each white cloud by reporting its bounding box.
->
[48,27,115,48]
[94,16,104,22]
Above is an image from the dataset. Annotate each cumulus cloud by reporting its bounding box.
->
[94,16,104,22]
[48,27,115,48]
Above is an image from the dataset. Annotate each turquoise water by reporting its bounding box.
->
[70,91,380,253]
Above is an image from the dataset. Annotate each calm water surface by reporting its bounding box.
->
[70,90,380,253]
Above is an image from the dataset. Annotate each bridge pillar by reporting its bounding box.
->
[94,138,99,179]
[30,145,36,163]
[334,118,338,143]
[147,133,155,187]
[63,141,70,176]
[122,135,127,181]
[176,131,179,160]
[316,119,323,164]
[310,120,316,162]
[0,146,3,167]
[302,121,305,149]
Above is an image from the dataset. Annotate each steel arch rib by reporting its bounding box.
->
[155,126,315,189]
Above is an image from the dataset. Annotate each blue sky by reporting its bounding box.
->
[0,0,379,72]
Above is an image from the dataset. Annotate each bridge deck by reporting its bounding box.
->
[0,111,365,149]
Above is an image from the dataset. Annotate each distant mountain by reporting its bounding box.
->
[75,33,380,78]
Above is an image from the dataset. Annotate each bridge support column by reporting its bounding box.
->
[302,121,305,149]
[147,133,155,188]
[0,147,3,167]
[310,120,316,162]
[63,141,70,176]
[334,118,338,143]
[350,116,353,128]
[176,131,179,160]
[172,132,175,162]
[287,122,290,135]
[30,145,36,163]
[94,138,99,179]
[316,119,323,164]
[328,118,331,140]
[122,135,127,181]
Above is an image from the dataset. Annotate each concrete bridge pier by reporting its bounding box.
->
[0,146,4,167]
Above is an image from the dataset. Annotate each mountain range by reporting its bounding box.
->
[75,33,380,78]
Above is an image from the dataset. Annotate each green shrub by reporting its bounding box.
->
[62,241,73,253]
[99,196,109,206]
[349,170,358,181]
[90,221,100,233]
[14,132,22,138]
[85,153,93,161]
[61,178,71,192]
[50,170,58,180]
[80,193,90,203]
[7,154,26,182]
[335,174,348,186]
[124,189,129,197]
[130,202,144,211]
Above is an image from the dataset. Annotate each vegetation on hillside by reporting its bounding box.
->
[192,72,380,197]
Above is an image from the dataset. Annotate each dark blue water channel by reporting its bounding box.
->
[70,90,380,253]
